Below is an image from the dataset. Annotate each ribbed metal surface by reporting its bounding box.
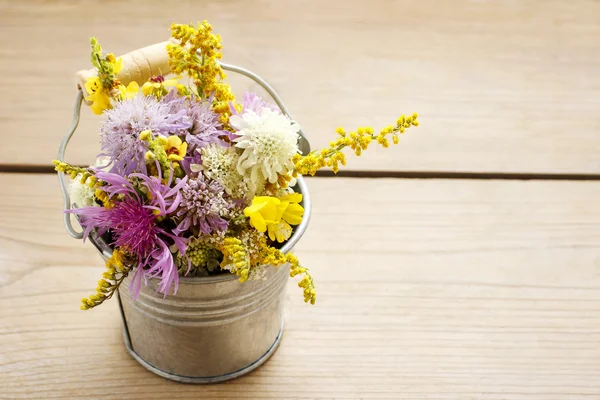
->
[117,264,288,380]
[86,177,310,382]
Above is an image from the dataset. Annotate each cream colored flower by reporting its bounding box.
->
[194,145,250,198]
[231,109,300,185]
[69,178,97,207]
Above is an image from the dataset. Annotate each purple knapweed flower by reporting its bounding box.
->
[68,170,188,298]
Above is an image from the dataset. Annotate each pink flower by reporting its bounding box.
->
[68,170,188,298]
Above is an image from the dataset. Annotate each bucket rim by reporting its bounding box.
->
[88,175,311,284]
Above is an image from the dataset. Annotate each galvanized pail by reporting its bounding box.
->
[84,177,310,383]
[57,43,312,383]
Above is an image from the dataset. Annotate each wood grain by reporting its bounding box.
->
[1,173,600,399]
[1,0,600,174]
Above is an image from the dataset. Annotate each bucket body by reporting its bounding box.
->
[84,177,310,383]
[116,263,288,382]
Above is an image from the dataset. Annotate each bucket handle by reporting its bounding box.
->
[58,45,311,239]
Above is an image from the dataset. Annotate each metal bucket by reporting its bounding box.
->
[86,177,310,383]
[57,53,312,383]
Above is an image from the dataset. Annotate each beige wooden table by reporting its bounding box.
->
[1,1,600,399]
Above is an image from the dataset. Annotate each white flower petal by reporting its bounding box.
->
[229,115,245,130]
[228,106,299,193]
[190,163,204,173]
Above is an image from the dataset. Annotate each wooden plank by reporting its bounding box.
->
[1,173,600,399]
[1,0,600,174]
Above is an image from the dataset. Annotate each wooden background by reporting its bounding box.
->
[1,0,600,399]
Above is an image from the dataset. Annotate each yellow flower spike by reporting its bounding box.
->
[255,242,316,304]
[219,237,251,282]
[81,248,131,310]
[168,22,237,126]
[157,136,169,146]
[87,176,97,187]
[293,113,419,176]
[95,188,109,204]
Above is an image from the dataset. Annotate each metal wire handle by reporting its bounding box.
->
[57,62,311,239]
[57,90,85,239]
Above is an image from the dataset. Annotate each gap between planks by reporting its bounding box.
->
[2,164,600,181]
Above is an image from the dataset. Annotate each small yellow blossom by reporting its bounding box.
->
[118,81,139,100]
[81,248,130,310]
[244,196,281,233]
[142,77,178,97]
[161,135,188,162]
[106,53,123,74]
[267,193,304,242]
[84,77,111,115]
[176,84,191,96]
[144,151,156,161]
[244,194,304,243]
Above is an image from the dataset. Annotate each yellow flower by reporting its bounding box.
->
[160,135,188,162]
[118,81,139,100]
[244,196,281,233]
[176,84,190,96]
[278,193,304,225]
[84,76,111,115]
[244,194,304,242]
[142,77,178,97]
[109,54,123,74]
[267,193,304,242]
[87,91,111,114]
[84,76,101,96]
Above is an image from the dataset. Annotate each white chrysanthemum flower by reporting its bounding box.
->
[69,178,97,207]
[231,109,300,185]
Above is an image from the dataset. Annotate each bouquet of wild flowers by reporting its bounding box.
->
[55,21,419,311]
